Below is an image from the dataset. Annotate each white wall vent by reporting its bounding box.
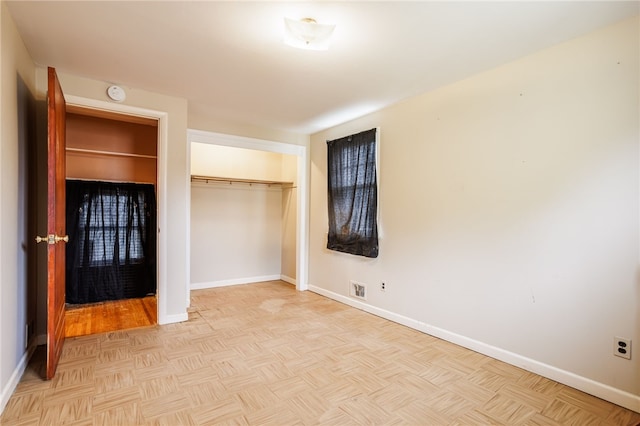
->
[350,280,367,300]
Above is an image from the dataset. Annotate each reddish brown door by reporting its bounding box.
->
[44,67,67,379]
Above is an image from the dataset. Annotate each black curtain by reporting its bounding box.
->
[65,180,157,304]
[327,128,378,258]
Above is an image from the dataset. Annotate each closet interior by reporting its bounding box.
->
[190,143,297,289]
[64,107,158,336]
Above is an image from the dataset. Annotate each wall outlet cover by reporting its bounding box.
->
[614,337,631,360]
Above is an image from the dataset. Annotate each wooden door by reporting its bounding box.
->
[44,67,67,379]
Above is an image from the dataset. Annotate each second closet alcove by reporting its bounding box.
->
[190,143,298,289]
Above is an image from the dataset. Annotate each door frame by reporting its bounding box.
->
[64,94,171,324]
[186,129,309,296]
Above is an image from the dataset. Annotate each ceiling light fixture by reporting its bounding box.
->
[284,17,336,51]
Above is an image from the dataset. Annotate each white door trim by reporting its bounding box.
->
[63,94,171,324]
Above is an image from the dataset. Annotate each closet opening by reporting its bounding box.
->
[187,130,309,296]
[64,106,159,337]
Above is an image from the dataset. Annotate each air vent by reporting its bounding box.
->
[350,280,367,300]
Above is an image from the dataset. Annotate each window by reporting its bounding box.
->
[326,128,378,258]
[78,192,147,266]
[66,180,157,303]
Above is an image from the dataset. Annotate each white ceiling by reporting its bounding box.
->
[6,1,639,134]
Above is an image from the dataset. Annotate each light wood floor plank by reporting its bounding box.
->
[1,281,638,425]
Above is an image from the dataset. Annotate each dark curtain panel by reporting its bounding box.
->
[327,128,378,258]
[65,180,157,304]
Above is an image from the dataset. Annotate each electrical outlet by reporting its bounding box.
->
[381,281,386,292]
[614,337,631,360]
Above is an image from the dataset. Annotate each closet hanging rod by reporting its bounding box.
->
[66,147,157,159]
[191,175,294,187]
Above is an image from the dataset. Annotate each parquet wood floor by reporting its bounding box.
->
[2,281,638,425]
[65,296,157,338]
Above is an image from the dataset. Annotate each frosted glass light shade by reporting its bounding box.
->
[284,17,336,51]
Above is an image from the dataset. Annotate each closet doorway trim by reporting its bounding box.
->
[64,95,172,324]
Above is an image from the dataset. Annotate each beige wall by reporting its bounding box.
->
[188,110,308,148]
[309,16,639,401]
[190,183,283,285]
[0,0,37,410]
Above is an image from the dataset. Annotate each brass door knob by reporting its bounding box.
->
[35,234,69,244]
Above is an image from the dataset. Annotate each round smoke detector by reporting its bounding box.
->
[106,85,126,102]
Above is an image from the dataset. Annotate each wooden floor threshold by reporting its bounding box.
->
[64,295,157,337]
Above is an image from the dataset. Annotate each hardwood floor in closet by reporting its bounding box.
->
[65,296,157,337]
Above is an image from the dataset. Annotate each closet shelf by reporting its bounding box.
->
[66,147,157,159]
[191,175,294,187]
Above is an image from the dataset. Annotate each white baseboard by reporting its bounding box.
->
[280,275,296,285]
[0,341,38,415]
[191,275,281,290]
[308,284,640,414]
[158,312,189,325]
